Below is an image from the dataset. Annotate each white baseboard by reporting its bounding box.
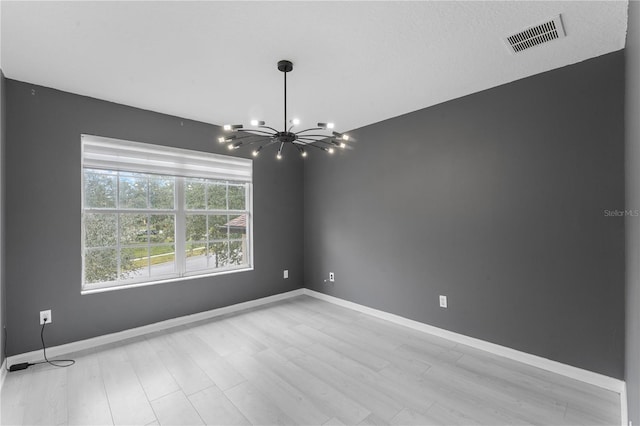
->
[6,288,304,366]
[621,382,629,426]
[302,289,626,396]
[0,359,6,391]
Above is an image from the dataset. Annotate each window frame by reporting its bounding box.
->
[182,179,251,276]
[81,135,253,294]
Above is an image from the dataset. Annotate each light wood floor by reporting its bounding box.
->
[1,295,621,425]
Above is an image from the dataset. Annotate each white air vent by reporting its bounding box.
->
[505,15,565,54]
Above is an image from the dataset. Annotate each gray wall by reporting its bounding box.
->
[304,51,626,379]
[1,70,5,366]
[4,80,303,356]
[626,0,640,422]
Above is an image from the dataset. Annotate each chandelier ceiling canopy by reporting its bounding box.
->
[218,60,350,159]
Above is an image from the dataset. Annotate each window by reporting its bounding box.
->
[81,135,253,292]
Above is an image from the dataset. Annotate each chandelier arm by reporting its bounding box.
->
[257,125,280,133]
[295,127,324,134]
[233,134,270,140]
[220,134,265,143]
[299,142,329,151]
[251,139,279,151]
[240,129,275,136]
[292,140,323,148]
[249,139,280,156]
[297,137,334,143]
[294,134,334,138]
[299,141,328,146]
[296,139,334,146]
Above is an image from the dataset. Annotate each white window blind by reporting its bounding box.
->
[82,134,252,182]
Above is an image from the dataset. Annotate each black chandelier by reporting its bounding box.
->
[218,60,350,159]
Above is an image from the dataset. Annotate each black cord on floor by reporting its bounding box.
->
[36,322,75,368]
[5,322,75,371]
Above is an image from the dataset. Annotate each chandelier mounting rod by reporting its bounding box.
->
[278,60,293,132]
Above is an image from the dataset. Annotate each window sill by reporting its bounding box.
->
[81,266,254,295]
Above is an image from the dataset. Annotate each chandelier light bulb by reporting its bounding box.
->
[342,134,350,141]
[328,147,335,154]
[223,124,231,131]
[301,150,307,158]
[250,119,259,126]
[252,150,259,157]
[277,153,282,160]
[327,122,335,129]
[339,142,346,148]
[217,137,225,143]
[292,118,300,126]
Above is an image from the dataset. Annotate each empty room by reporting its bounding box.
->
[0,1,639,425]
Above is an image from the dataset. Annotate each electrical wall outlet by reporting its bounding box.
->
[283,269,289,279]
[329,272,335,282]
[40,309,52,325]
[439,295,448,308]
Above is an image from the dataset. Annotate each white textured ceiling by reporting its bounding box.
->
[0,1,629,133]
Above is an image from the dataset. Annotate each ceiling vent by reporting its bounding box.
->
[505,15,565,54]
